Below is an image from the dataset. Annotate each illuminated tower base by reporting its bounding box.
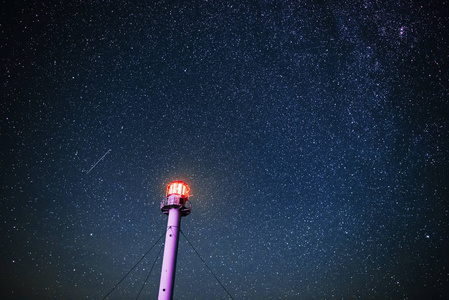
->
[158,181,191,300]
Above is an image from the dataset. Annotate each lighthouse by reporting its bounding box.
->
[158,181,191,300]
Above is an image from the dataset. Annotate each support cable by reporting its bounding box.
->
[135,242,164,299]
[102,231,166,300]
[180,230,234,300]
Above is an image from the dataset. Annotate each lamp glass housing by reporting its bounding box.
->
[166,181,190,199]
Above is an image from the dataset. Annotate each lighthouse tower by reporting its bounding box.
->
[158,181,191,300]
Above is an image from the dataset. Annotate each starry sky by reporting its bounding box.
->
[1,0,449,299]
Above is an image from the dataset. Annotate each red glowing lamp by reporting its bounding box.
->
[166,181,190,199]
[161,181,191,216]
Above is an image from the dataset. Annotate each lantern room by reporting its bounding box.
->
[161,181,191,216]
[166,181,190,199]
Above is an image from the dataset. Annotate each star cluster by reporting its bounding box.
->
[1,0,448,299]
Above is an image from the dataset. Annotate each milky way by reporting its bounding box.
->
[2,1,448,299]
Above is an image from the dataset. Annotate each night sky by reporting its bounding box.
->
[2,0,449,299]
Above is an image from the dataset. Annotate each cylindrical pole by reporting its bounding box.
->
[158,207,181,300]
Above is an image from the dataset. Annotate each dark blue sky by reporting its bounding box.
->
[1,0,448,299]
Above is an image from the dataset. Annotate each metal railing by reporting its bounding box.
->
[160,196,191,215]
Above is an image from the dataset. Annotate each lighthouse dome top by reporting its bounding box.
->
[166,181,190,199]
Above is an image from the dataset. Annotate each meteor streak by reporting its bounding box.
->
[86,149,111,174]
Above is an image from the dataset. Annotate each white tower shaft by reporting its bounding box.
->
[158,207,181,300]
